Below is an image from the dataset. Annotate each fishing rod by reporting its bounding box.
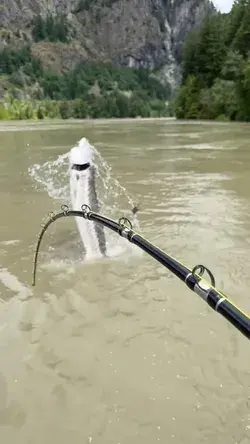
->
[32,204,250,341]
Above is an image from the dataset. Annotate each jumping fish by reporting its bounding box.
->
[69,138,106,260]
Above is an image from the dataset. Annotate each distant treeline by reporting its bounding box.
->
[174,0,250,121]
[0,45,171,120]
[0,94,170,120]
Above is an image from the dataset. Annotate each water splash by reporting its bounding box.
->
[29,152,70,202]
[28,139,139,226]
[28,137,141,270]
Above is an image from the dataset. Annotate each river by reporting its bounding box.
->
[0,118,250,444]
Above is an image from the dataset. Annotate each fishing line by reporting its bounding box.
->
[32,204,250,340]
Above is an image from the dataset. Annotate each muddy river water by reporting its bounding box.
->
[0,118,250,444]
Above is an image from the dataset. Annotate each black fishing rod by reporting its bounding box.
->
[32,204,250,341]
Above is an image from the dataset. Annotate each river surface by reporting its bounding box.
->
[0,118,250,444]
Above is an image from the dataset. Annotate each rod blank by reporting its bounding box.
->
[32,206,250,341]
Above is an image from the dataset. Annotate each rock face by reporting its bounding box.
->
[0,0,215,88]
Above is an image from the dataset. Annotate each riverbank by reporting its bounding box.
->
[0,96,172,121]
[2,117,249,135]
[0,46,172,121]
[0,117,177,131]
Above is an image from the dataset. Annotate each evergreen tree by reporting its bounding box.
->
[32,15,46,41]
[233,0,250,56]
[236,59,250,120]
[174,0,250,122]
[32,13,69,43]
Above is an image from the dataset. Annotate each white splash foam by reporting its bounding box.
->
[69,137,93,165]
[0,268,32,299]
[28,136,141,267]
[29,152,70,202]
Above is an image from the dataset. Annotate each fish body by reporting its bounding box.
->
[69,138,106,260]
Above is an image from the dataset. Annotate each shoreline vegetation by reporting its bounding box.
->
[0,94,172,121]
[0,116,176,124]
[0,43,172,121]
[1,1,250,123]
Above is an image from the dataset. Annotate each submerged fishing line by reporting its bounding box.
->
[32,204,250,341]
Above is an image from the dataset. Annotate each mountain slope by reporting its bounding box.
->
[0,0,215,88]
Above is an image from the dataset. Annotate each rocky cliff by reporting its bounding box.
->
[0,0,215,89]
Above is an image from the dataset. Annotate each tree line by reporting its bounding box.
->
[0,45,171,120]
[174,0,250,121]
[0,93,169,120]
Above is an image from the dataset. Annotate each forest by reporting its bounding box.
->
[0,15,171,121]
[1,0,249,121]
[174,0,250,121]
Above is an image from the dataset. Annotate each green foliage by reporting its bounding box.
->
[4,98,36,120]
[175,0,250,122]
[0,96,61,120]
[0,39,171,120]
[215,114,230,121]
[0,92,169,121]
[174,75,202,119]
[59,101,72,119]
[203,79,239,120]
[232,1,250,56]
[181,14,227,88]
[40,62,171,102]
[32,13,70,43]
[236,59,250,120]
[72,99,88,118]
[220,49,244,81]
[225,0,246,46]
[9,70,27,87]
[181,29,201,82]
[0,46,41,77]
[0,104,10,120]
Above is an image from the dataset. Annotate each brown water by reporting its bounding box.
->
[0,118,250,444]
